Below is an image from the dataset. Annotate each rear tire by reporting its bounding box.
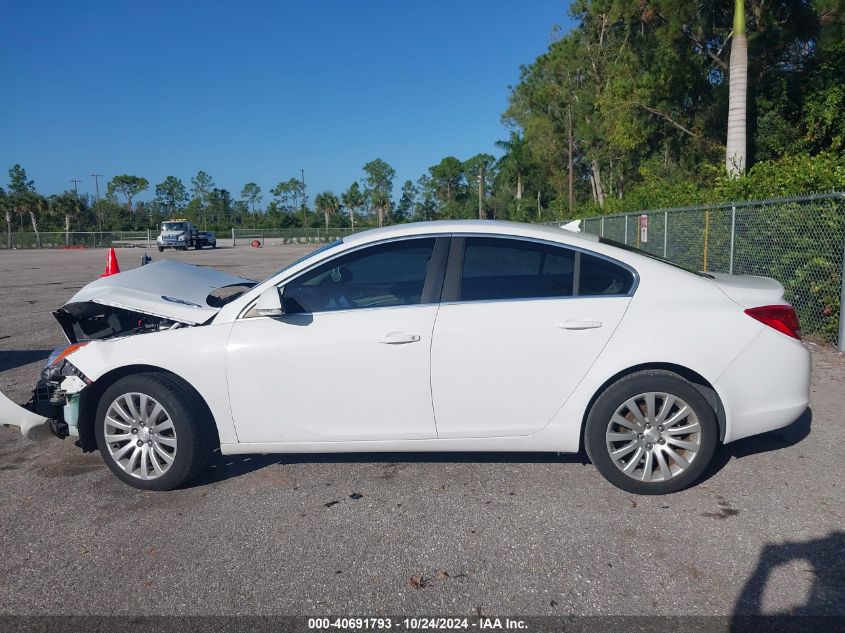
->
[95,373,214,491]
[584,370,718,495]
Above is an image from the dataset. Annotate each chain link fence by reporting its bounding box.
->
[231,227,363,246]
[2,231,151,249]
[568,192,845,349]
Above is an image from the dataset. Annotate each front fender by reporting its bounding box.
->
[68,322,237,444]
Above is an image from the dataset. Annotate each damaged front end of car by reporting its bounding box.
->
[30,343,93,440]
[2,259,256,445]
[0,342,93,443]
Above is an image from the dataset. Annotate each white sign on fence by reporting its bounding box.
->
[639,214,648,243]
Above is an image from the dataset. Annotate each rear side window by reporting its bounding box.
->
[579,252,635,295]
[460,238,575,301]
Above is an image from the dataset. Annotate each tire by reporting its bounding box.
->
[157,246,164,253]
[195,242,203,250]
[584,370,718,495]
[94,373,215,491]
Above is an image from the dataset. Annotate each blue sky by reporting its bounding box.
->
[0,1,573,202]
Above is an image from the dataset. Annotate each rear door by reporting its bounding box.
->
[430,236,635,439]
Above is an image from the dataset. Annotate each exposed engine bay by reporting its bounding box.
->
[54,303,185,343]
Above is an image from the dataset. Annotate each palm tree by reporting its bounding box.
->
[370,190,391,227]
[495,132,528,213]
[341,183,363,230]
[19,191,45,248]
[0,188,10,249]
[726,0,747,176]
[51,192,81,246]
[314,191,340,230]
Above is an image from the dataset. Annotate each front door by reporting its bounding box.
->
[227,237,446,444]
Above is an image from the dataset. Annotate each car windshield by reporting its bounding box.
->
[599,237,714,278]
[264,239,344,281]
[162,222,186,231]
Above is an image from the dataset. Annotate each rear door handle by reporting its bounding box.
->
[559,320,603,330]
[379,333,421,344]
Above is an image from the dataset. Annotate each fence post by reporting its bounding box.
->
[839,234,845,352]
[729,205,736,274]
[663,211,668,258]
[232,227,236,247]
[600,217,604,237]
[147,230,151,249]
[624,215,628,244]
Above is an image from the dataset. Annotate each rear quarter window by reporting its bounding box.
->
[579,252,635,295]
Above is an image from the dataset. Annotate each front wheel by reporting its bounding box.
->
[157,246,164,252]
[584,370,718,495]
[95,373,214,490]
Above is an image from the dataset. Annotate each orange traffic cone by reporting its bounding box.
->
[101,248,121,277]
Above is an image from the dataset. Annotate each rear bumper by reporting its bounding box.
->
[716,328,811,443]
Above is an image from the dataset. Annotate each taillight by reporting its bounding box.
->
[744,305,801,340]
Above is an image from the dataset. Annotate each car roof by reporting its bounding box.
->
[342,220,599,247]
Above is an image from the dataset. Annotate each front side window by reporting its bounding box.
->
[282,238,437,313]
[459,237,576,301]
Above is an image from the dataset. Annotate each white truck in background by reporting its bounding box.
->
[156,219,217,251]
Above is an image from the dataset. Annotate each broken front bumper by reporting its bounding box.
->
[1,353,90,443]
[0,390,52,441]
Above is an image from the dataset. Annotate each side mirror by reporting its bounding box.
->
[255,287,284,317]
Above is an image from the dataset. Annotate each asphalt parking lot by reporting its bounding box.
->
[0,244,842,617]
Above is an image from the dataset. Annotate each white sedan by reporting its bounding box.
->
[1,221,810,494]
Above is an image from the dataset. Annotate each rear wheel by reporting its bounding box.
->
[584,370,718,495]
[95,373,214,490]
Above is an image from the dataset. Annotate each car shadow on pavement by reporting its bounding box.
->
[0,349,52,372]
[700,407,812,484]
[187,449,589,488]
[730,530,845,627]
[186,409,812,489]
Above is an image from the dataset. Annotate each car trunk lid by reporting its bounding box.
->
[706,271,786,308]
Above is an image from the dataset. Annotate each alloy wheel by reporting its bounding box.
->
[605,392,702,482]
[103,392,178,480]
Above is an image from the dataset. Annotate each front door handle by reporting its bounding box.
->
[559,320,603,330]
[379,333,421,344]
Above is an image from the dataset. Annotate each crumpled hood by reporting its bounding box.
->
[62,260,255,325]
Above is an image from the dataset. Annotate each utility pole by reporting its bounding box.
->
[567,102,574,215]
[91,174,104,237]
[67,180,83,248]
[300,169,307,228]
